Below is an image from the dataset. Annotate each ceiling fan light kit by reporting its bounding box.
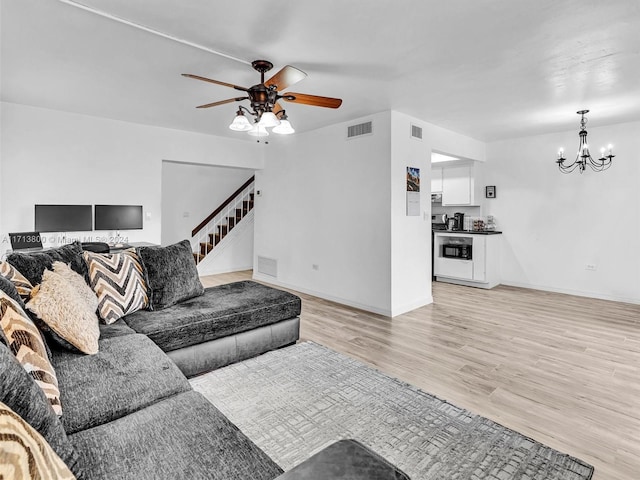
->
[556,110,615,174]
[228,109,253,132]
[183,59,342,138]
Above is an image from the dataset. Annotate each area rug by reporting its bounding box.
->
[190,342,594,480]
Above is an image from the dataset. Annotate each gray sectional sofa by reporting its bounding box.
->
[0,241,302,479]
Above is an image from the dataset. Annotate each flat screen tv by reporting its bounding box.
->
[94,205,143,230]
[34,205,93,232]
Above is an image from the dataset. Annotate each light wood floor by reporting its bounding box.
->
[201,271,640,480]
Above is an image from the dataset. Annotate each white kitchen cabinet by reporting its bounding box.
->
[442,165,474,205]
[433,232,501,288]
[431,166,443,193]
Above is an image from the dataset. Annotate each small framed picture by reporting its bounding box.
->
[485,185,496,198]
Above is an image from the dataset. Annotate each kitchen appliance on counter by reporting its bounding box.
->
[453,212,465,231]
[431,213,448,231]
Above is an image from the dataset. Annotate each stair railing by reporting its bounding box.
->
[191,176,255,262]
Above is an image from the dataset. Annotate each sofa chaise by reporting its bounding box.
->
[0,240,301,479]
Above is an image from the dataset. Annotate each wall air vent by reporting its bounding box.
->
[347,121,373,139]
[257,256,278,278]
[411,124,423,140]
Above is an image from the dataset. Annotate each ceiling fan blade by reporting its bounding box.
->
[182,74,249,92]
[196,97,248,109]
[265,65,307,90]
[272,101,284,115]
[282,93,342,109]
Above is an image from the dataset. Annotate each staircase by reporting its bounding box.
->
[191,176,255,264]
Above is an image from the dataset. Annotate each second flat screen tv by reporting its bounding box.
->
[94,205,143,230]
[35,205,93,232]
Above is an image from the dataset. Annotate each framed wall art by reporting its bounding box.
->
[485,185,496,198]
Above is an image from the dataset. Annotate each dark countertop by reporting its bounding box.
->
[433,230,502,235]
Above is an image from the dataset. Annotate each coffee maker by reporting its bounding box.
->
[453,212,465,231]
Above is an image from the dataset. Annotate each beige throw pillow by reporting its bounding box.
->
[0,291,62,415]
[0,401,76,479]
[52,261,98,312]
[26,270,100,355]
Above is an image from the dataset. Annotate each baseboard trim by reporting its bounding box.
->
[252,273,394,317]
[391,296,434,317]
[198,264,254,276]
[500,280,640,305]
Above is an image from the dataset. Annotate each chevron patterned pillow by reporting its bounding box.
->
[83,249,149,324]
[0,261,34,302]
[0,401,76,479]
[0,291,62,415]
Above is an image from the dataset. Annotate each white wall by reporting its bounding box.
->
[254,111,393,315]
[484,120,640,303]
[0,102,261,256]
[390,112,432,315]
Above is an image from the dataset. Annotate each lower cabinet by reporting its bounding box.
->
[433,232,501,288]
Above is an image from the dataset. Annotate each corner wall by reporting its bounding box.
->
[484,120,640,303]
[389,111,487,316]
[253,111,393,315]
[0,102,261,256]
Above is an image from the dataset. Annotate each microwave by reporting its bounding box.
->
[442,243,472,260]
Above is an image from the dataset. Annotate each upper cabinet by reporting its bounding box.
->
[432,161,482,206]
[442,165,474,205]
[431,167,443,193]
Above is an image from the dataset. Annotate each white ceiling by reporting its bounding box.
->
[2,0,639,142]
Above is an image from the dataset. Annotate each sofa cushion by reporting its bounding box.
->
[6,241,87,286]
[0,261,33,302]
[137,239,204,310]
[98,319,136,339]
[124,281,302,352]
[0,291,62,415]
[83,249,149,324]
[69,390,284,480]
[51,333,191,434]
[0,401,76,480]
[26,269,100,355]
[0,342,82,477]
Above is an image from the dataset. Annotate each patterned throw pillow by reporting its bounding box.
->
[0,401,76,480]
[0,261,34,301]
[26,270,100,355]
[83,249,149,324]
[0,291,62,415]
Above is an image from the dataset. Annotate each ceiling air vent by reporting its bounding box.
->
[411,124,423,140]
[347,121,373,139]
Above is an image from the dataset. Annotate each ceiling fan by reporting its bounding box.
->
[182,60,342,136]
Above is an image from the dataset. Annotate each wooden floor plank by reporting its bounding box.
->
[201,271,640,480]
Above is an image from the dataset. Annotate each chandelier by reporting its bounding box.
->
[556,110,614,174]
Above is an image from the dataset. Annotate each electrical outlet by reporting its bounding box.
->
[312,264,319,271]
[586,264,597,271]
